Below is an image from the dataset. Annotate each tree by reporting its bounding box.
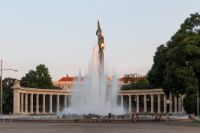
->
[20,64,56,89]
[183,94,200,115]
[147,44,167,88]
[2,78,16,114]
[148,13,200,96]
[121,74,152,90]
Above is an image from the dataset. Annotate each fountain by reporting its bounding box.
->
[61,21,125,116]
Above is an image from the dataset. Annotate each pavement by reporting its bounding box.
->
[0,121,199,133]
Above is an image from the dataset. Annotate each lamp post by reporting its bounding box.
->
[0,60,18,115]
[166,99,170,120]
[197,88,199,121]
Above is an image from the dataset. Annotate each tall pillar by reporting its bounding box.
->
[49,94,52,113]
[143,94,147,113]
[163,95,167,113]
[121,95,124,107]
[64,95,67,109]
[13,89,20,114]
[25,93,28,113]
[30,93,33,114]
[42,94,46,113]
[151,94,154,113]
[36,94,39,114]
[20,93,24,113]
[56,95,60,113]
[128,95,132,113]
[174,96,177,113]
[178,94,182,113]
[169,93,172,113]
[157,94,161,113]
[136,95,139,113]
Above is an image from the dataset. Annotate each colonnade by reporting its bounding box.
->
[13,85,71,114]
[18,93,69,114]
[13,83,185,115]
[120,90,185,114]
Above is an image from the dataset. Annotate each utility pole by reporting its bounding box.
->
[0,60,18,115]
[0,60,3,115]
[197,89,199,121]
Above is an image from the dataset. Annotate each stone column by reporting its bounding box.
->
[136,95,139,113]
[42,94,46,113]
[25,93,28,113]
[13,89,20,114]
[151,94,154,113]
[182,94,186,113]
[121,95,124,107]
[178,94,182,113]
[169,93,172,113]
[36,94,39,114]
[64,95,67,108]
[20,93,24,113]
[56,95,60,113]
[30,93,33,114]
[157,94,161,113]
[143,94,147,113]
[163,95,167,113]
[49,94,52,113]
[128,95,132,113]
[174,96,177,113]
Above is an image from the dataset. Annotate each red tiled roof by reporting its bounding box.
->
[58,77,75,82]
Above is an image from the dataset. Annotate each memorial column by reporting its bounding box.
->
[49,94,52,113]
[136,95,139,113]
[128,95,132,113]
[36,94,39,114]
[42,94,46,113]
[157,94,161,113]
[151,94,154,113]
[143,94,147,113]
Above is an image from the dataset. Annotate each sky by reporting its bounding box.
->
[0,0,200,81]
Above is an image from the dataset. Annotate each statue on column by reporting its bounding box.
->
[96,21,105,67]
[96,21,105,52]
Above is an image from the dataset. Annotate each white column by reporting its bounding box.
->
[143,94,147,113]
[20,93,24,113]
[182,94,186,113]
[25,93,28,113]
[136,95,139,113]
[157,94,161,113]
[64,95,67,108]
[128,95,132,113]
[151,94,154,113]
[174,96,177,113]
[164,95,167,113]
[13,89,20,114]
[36,94,39,114]
[169,93,172,113]
[49,94,52,113]
[30,93,33,114]
[178,94,182,113]
[42,94,46,113]
[121,95,124,107]
[56,95,60,113]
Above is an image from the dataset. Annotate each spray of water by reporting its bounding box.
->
[61,46,125,115]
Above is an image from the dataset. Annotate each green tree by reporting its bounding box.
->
[20,64,55,89]
[147,44,167,88]
[183,94,200,115]
[2,78,16,114]
[148,13,200,96]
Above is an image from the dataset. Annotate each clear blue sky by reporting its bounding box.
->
[0,0,199,80]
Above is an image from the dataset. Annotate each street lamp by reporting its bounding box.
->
[197,88,199,121]
[0,60,18,115]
